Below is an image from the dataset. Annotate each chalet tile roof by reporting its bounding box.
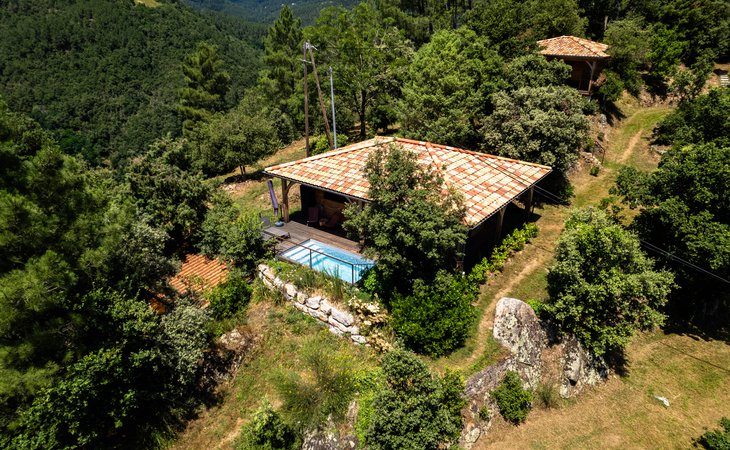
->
[169,254,228,294]
[265,137,552,228]
[538,35,610,59]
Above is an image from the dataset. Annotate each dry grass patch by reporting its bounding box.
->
[477,332,730,450]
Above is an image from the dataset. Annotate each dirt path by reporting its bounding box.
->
[618,131,643,164]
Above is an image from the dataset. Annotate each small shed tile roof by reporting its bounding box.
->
[538,35,609,59]
[169,254,228,294]
[265,137,552,228]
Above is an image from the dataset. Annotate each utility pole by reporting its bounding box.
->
[303,42,310,157]
[307,45,333,150]
[329,66,337,149]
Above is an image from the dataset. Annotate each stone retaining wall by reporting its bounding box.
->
[257,264,368,345]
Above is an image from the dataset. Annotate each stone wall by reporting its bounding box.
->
[257,264,368,345]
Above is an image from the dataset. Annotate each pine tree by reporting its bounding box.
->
[178,42,231,133]
[260,6,303,114]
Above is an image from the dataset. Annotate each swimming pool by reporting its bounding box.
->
[280,239,375,284]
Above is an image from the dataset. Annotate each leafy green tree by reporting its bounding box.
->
[366,349,465,450]
[343,144,467,293]
[647,24,685,83]
[307,3,413,139]
[196,106,280,176]
[614,142,730,324]
[544,208,674,356]
[670,49,716,103]
[391,271,476,356]
[491,371,532,424]
[481,86,589,173]
[199,199,274,273]
[178,42,231,133]
[464,0,584,58]
[603,17,651,96]
[399,27,504,148]
[127,137,213,247]
[654,88,730,147]
[504,54,572,90]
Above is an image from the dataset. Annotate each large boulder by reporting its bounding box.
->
[559,335,608,398]
[492,297,547,388]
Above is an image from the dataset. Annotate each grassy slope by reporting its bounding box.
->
[171,299,378,450]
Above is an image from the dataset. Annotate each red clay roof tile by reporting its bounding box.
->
[265,137,552,228]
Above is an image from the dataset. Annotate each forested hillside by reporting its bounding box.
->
[0,0,264,165]
[186,0,360,25]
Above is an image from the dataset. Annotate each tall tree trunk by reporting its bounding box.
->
[359,92,367,140]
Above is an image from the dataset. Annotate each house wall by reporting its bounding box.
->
[300,185,349,221]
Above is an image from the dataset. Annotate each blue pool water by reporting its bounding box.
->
[281,239,374,283]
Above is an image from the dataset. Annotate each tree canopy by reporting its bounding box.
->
[343,144,467,293]
[481,85,590,173]
[545,208,674,356]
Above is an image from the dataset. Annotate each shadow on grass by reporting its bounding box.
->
[223,169,268,184]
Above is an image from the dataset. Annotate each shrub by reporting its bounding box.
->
[525,299,545,316]
[354,369,385,446]
[235,401,299,450]
[310,134,349,156]
[590,165,600,176]
[366,350,465,450]
[534,383,560,409]
[491,371,532,425]
[207,269,252,320]
[698,417,730,450]
[478,405,491,421]
[468,223,539,285]
[391,271,476,357]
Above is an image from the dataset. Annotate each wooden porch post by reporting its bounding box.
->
[586,60,597,93]
[524,187,534,220]
[281,179,290,222]
[495,207,506,240]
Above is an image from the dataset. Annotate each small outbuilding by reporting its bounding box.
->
[265,137,551,269]
[537,35,610,95]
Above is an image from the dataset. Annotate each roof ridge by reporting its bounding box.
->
[266,137,393,172]
[570,35,601,55]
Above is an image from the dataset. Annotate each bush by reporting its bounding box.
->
[491,371,532,424]
[207,269,252,320]
[534,383,560,409]
[235,401,299,450]
[310,134,349,156]
[698,417,730,450]
[391,271,477,357]
[366,350,465,450]
[468,223,539,285]
[590,165,600,176]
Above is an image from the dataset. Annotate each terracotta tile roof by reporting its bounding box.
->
[265,137,552,228]
[169,254,229,294]
[538,35,609,59]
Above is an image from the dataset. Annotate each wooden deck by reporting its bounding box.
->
[265,220,362,255]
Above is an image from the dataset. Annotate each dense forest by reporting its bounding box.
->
[185,0,361,25]
[0,0,264,165]
[0,0,729,447]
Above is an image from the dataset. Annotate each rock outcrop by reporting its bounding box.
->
[459,297,608,449]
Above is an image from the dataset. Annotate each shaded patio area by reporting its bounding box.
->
[264,220,362,255]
